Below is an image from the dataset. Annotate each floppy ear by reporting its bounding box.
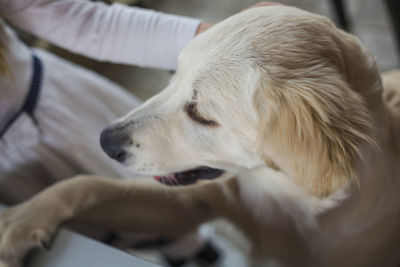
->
[254,27,379,197]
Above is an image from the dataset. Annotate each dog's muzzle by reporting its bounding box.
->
[100,126,131,163]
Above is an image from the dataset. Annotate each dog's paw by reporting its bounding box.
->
[0,203,55,267]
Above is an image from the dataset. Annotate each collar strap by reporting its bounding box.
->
[0,53,43,139]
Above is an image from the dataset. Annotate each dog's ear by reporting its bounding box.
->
[254,26,379,197]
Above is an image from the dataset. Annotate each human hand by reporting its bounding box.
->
[246,1,283,9]
[195,22,213,36]
[195,2,283,36]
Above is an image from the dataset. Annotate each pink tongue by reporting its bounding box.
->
[154,173,175,181]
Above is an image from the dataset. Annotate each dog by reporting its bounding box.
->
[1,5,400,267]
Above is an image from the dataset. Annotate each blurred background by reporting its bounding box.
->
[22,0,399,101]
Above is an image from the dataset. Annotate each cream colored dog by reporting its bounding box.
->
[1,6,400,267]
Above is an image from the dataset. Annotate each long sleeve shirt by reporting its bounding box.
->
[0,0,201,70]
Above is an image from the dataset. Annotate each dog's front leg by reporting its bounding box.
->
[0,175,215,267]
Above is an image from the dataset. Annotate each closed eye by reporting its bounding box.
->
[184,102,219,127]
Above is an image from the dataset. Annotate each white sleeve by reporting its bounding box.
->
[0,0,201,70]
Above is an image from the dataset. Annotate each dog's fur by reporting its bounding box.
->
[1,6,400,267]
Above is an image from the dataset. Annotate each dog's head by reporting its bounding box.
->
[100,6,381,197]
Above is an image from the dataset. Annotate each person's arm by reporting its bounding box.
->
[0,0,201,70]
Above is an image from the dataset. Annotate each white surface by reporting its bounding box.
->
[0,205,159,267]
[28,229,160,267]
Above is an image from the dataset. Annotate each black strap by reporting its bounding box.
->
[0,54,43,139]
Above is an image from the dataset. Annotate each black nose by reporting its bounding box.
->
[100,126,130,162]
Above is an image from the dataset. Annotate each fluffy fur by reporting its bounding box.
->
[1,6,400,267]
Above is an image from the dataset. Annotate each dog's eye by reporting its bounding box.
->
[184,102,219,127]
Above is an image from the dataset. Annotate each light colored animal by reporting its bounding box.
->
[1,6,400,267]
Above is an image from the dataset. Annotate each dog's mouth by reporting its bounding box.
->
[154,166,224,186]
